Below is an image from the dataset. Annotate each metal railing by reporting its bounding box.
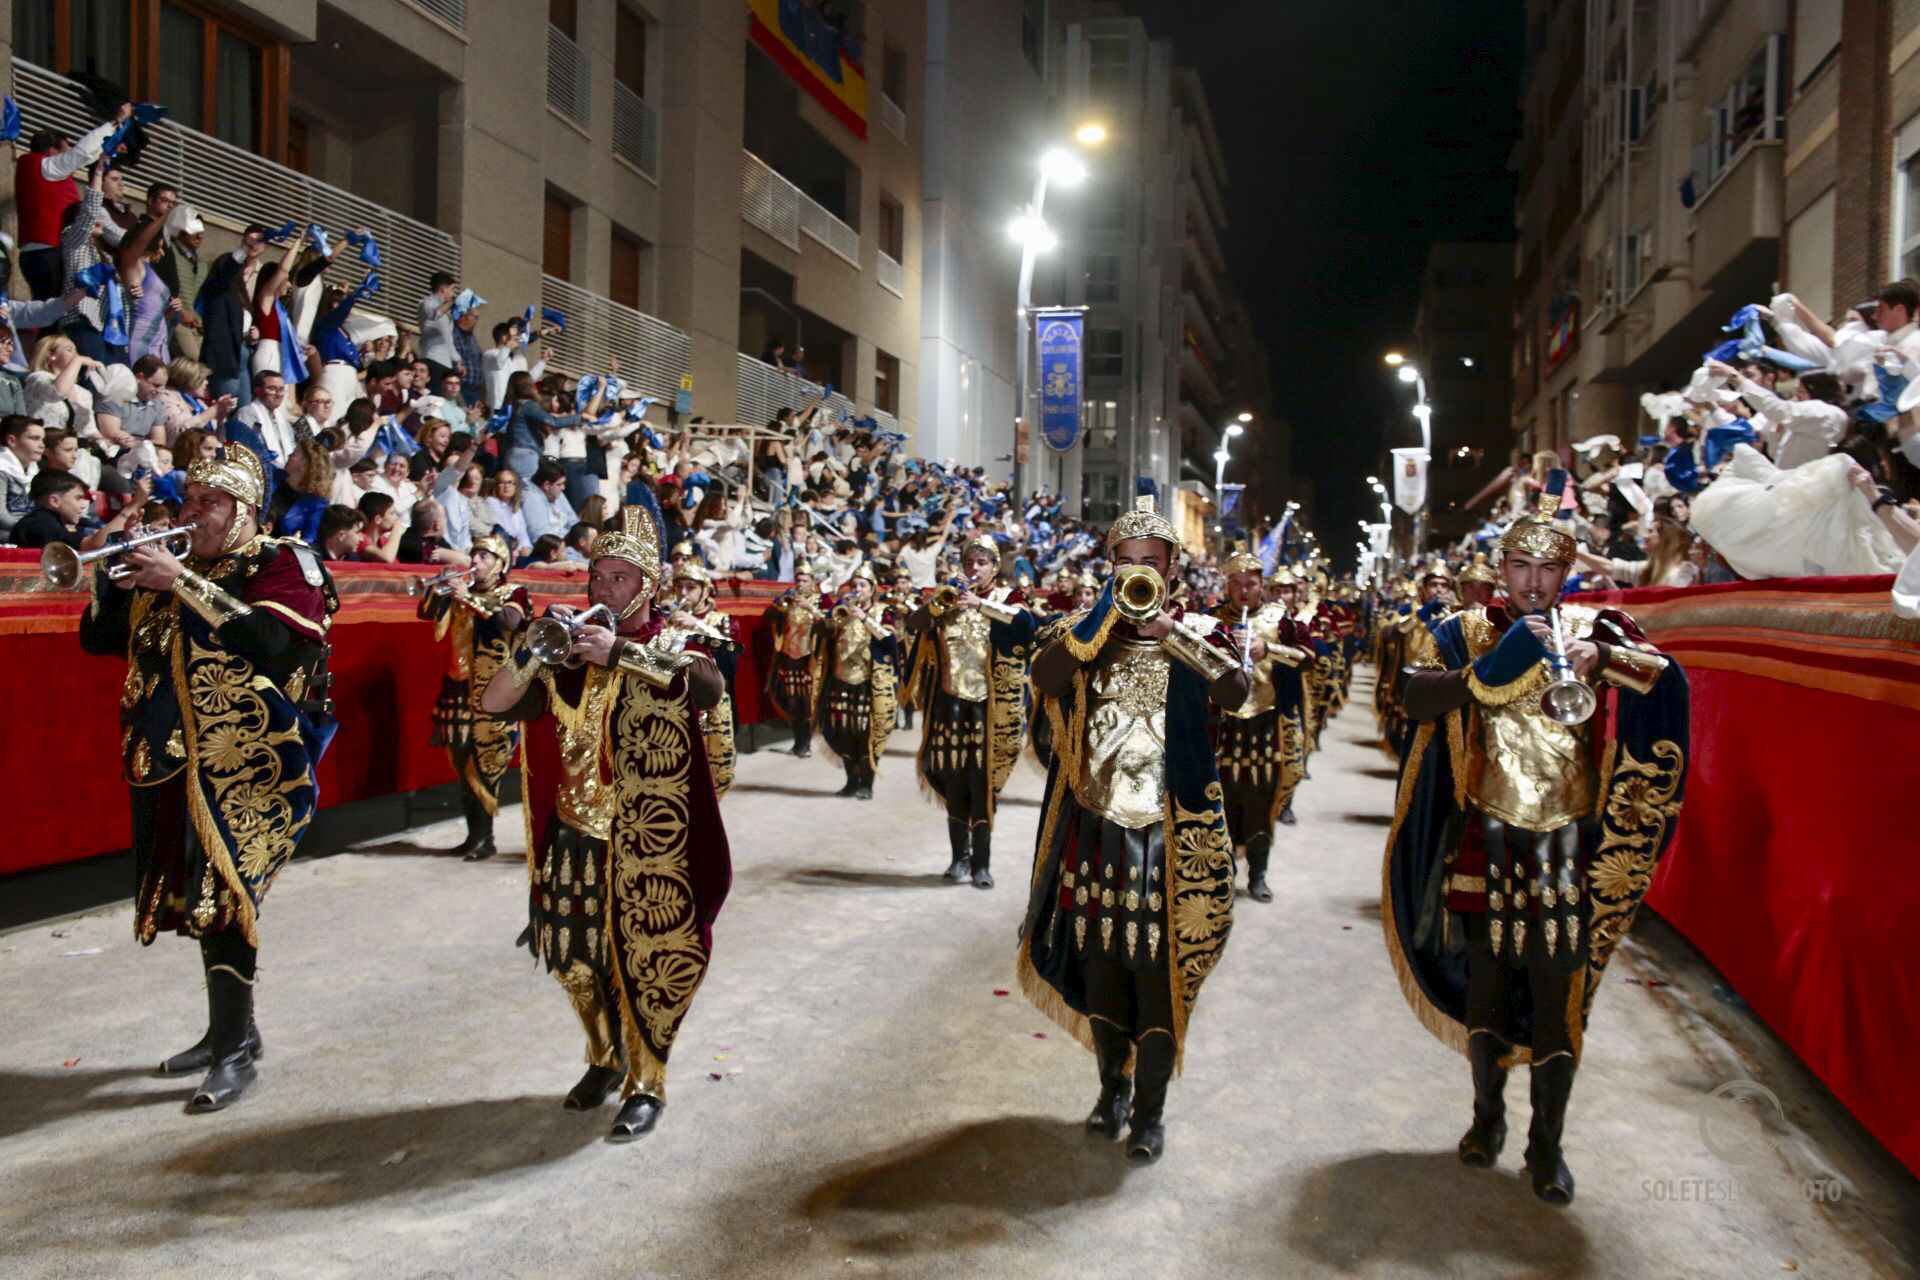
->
[612,81,659,178]
[547,25,591,127]
[539,276,692,405]
[406,0,467,30]
[876,249,904,297]
[741,151,801,250]
[799,196,860,266]
[736,352,856,427]
[876,92,906,141]
[867,407,899,435]
[10,59,459,314]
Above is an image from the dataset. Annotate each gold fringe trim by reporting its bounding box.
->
[1061,606,1116,664]
[1016,946,1096,1056]
[1378,718,1468,1060]
[1465,661,1550,708]
[171,630,262,950]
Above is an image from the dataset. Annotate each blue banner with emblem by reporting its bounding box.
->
[1036,309,1084,453]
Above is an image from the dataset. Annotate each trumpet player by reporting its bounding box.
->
[902,535,1035,888]
[815,563,898,800]
[767,565,825,758]
[480,504,732,1143]
[1384,475,1688,1205]
[417,536,530,861]
[1211,548,1314,902]
[663,559,741,796]
[1017,496,1249,1163]
[77,442,339,1114]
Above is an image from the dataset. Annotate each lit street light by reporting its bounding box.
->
[1012,127,1101,502]
[1075,122,1108,146]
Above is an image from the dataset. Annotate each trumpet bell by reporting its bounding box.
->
[1113,564,1165,624]
[928,584,959,616]
[1540,679,1597,725]
[525,617,578,667]
[38,543,83,591]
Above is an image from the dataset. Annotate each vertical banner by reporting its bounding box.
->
[1219,483,1244,538]
[1390,447,1429,514]
[1037,309,1085,453]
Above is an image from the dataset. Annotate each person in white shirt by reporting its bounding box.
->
[481,320,547,410]
[521,462,577,543]
[1707,358,1849,471]
[369,451,419,513]
[896,505,957,589]
[233,370,299,470]
[1,416,46,540]
[332,455,380,509]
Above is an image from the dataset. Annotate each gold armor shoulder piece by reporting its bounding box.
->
[173,569,253,628]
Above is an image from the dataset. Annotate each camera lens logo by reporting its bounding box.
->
[1696,1078,1783,1165]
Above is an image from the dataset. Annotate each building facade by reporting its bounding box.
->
[1413,241,1517,539]
[2,0,926,435]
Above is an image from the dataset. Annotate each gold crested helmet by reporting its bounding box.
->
[1105,494,1179,555]
[186,441,267,512]
[1222,539,1263,576]
[672,559,713,587]
[1420,557,1452,583]
[589,505,664,619]
[962,533,1001,560]
[1497,471,1577,564]
[1458,551,1497,586]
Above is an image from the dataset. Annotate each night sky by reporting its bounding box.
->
[1125,0,1523,567]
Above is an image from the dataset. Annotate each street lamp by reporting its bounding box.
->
[1013,133,1100,503]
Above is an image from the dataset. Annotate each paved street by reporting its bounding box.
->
[0,674,1908,1278]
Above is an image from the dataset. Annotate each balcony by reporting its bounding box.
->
[1691,141,1782,291]
[547,25,590,128]
[1180,340,1222,407]
[407,0,466,30]
[876,92,907,142]
[876,250,904,297]
[613,82,660,179]
[11,60,459,313]
[740,151,861,268]
[538,276,691,405]
[736,352,856,427]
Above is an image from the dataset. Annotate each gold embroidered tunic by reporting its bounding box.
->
[1074,639,1169,830]
[546,666,618,840]
[940,607,992,702]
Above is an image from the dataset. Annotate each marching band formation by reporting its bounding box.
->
[59,463,1684,1199]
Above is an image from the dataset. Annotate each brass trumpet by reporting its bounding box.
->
[40,523,198,590]
[525,604,617,668]
[405,566,476,598]
[1113,563,1165,624]
[1539,607,1597,725]
[664,606,731,647]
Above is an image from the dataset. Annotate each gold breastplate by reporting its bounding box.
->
[1221,608,1282,720]
[833,619,871,684]
[547,667,617,841]
[783,606,817,657]
[1467,696,1598,831]
[941,608,991,702]
[1074,640,1168,829]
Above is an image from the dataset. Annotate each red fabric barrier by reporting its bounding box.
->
[1578,575,1920,1180]
[0,550,793,877]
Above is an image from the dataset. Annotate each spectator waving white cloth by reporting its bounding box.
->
[1895,543,1920,620]
[1690,445,1905,578]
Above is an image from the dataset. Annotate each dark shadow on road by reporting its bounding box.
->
[1285,1150,1590,1273]
[1359,767,1400,781]
[345,840,461,858]
[157,1097,600,1213]
[996,796,1042,809]
[802,1116,1132,1257]
[0,1067,185,1141]
[729,783,849,800]
[1338,812,1394,827]
[785,868,957,891]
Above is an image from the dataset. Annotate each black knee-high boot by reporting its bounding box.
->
[1526,1056,1577,1204]
[854,761,874,801]
[1086,1021,1133,1138]
[968,822,993,889]
[791,715,812,757]
[1127,1033,1175,1162]
[458,784,497,861]
[944,820,970,881]
[188,931,260,1113]
[160,934,264,1076]
[1244,834,1273,903]
[1458,1035,1508,1167]
[837,760,859,796]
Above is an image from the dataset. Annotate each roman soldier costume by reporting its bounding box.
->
[497,505,732,1141]
[78,443,338,1112]
[767,571,825,758]
[903,535,1036,888]
[1382,480,1689,1203]
[814,564,898,800]
[662,560,741,797]
[1018,497,1248,1162]
[418,532,530,860]
[1211,549,1314,901]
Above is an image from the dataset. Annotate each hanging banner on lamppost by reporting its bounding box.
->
[1219,483,1245,537]
[1036,308,1085,452]
[1390,447,1429,514]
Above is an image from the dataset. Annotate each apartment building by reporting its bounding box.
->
[1,0,925,436]
[1412,241,1516,539]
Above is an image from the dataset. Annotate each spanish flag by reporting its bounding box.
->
[748,0,868,140]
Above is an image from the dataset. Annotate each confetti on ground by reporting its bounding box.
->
[381,1149,410,1166]
[62,1058,80,1068]
[1032,1032,1047,1039]
[707,1072,725,1082]
[993,989,1010,996]
[713,1052,730,1062]
[61,949,104,958]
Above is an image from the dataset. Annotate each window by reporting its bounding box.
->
[544,189,575,281]
[13,1,132,88]
[874,349,900,415]
[1086,327,1123,379]
[158,3,205,131]
[214,29,261,150]
[1087,399,1119,449]
[1088,34,1129,100]
[877,193,905,260]
[1084,254,1119,304]
[615,4,647,95]
[1082,469,1121,523]
[610,229,646,310]
[550,0,578,38]
[881,43,906,102]
[1894,117,1920,281]
[1085,181,1126,233]
[1704,37,1784,188]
